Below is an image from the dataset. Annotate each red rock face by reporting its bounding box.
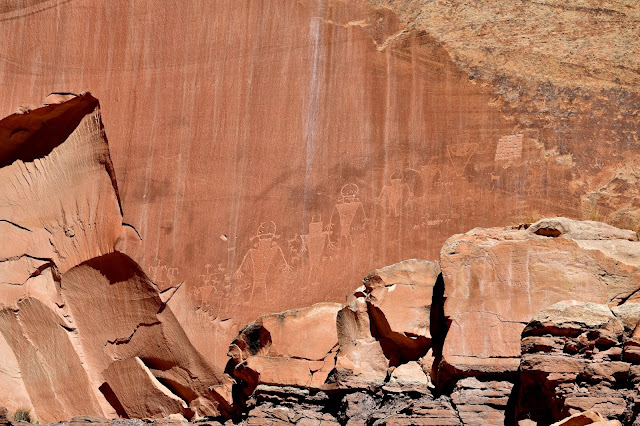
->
[0,100,230,422]
[438,218,640,386]
[1,1,640,423]
[5,0,638,370]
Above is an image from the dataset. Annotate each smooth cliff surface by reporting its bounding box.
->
[1,1,638,371]
[1,0,640,424]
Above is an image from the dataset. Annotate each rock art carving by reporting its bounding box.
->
[327,184,366,249]
[300,214,331,283]
[376,171,412,217]
[446,142,477,174]
[494,133,524,162]
[234,221,292,301]
[1,0,640,421]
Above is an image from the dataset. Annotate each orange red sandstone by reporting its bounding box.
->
[0,99,229,421]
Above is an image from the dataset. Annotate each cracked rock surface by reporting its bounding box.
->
[3,0,640,382]
[516,300,640,425]
[438,218,640,388]
[0,98,230,422]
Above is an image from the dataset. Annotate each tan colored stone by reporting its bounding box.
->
[256,303,342,360]
[242,356,330,389]
[550,410,608,425]
[335,297,389,387]
[60,252,230,419]
[451,377,513,426]
[102,357,190,420]
[365,260,440,365]
[0,297,102,422]
[524,301,624,340]
[611,303,640,337]
[389,361,430,386]
[228,302,341,393]
[440,218,640,382]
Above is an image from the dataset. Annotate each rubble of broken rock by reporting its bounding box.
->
[3,98,640,425]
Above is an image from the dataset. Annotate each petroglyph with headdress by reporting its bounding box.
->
[234,221,292,300]
[377,171,412,217]
[327,183,366,248]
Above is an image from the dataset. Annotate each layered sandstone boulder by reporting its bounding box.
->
[228,259,440,395]
[227,259,446,423]
[516,300,640,425]
[0,98,229,422]
[228,302,342,393]
[450,377,514,426]
[439,218,640,386]
[336,260,442,389]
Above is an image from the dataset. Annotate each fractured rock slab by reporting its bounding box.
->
[0,98,229,421]
[439,218,640,385]
[517,301,640,424]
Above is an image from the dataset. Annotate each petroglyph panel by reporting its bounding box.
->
[3,0,627,372]
[494,134,524,161]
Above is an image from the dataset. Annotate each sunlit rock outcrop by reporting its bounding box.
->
[0,97,229,422]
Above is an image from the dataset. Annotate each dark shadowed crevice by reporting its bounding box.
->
[0,93,99,168]
[429,273,447,388]
[503,379,519,426]
[237,321,273,356]
[0,219,32,232]
[98,382,129,419]
[138,356,176,372]
[367,303,430,366]
[77,252,142,285]
[225,358,251,421]
[533,227,562,238]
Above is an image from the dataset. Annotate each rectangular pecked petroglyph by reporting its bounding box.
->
[494,134,524,162]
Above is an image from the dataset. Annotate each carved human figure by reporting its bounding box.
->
[234,221,292,300]
[377,171,411,217]
[301,214,331,282]
[190,263,216,308]
[166,267,179,286]
[328,184,366,249]
[149,259,167,285]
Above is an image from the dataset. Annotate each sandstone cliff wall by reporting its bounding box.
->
[0,1,638,372]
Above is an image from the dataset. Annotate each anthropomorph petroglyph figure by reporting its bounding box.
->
[199,263,217,289]
[301,214,331,283]
[377,171,412,217]
[234,221,292,300]
[166,267,179,286]
[328,184,366,249]
[149,259,167,285]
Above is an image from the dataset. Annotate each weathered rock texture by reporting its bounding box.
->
[0,99,230,422]
[1,0,638,374]
[227,260,439,398]
[439,217,640,387]
[517,300,640,425]
[1,1,639,419]
[221,218,640,425]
